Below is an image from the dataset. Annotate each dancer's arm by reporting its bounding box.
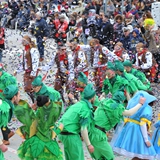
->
[81,127,94,153]
[140,123,151,147]
[125,91,131,101]
[122,97,146,116]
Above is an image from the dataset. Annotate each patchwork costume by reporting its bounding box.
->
[41,48,74,103]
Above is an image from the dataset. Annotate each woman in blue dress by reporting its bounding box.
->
[152,118,160,160]
[112,91,157,160]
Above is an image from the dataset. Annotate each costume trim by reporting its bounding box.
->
[124,118,151,130]
[124,118,140,125]
[140,118,151,130]
[113,147,155,160]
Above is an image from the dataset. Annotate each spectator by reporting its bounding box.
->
[106,0,115,16]
[34,12,49,61]
[120,25,132,53]
[113,14,124,43]
[124,0,131,12]
[113,7,121,16]
[130,28,145,61]
[81,12,88,44]
[145,26,160,82]
[100,14,114,49]
[0,24,5,62]
[7,0,19,26]
[53,14,69,44]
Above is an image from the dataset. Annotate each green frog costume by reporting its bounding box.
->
[0,99,10,160]
[123,60,151,90]
[102,62,129,96]
[114,61,148,94]
[14,96,63,160]
[0,67,17,99]
[58,83,95,160]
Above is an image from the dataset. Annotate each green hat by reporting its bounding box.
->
[112,91,126,103]
[3,85,19,99]
[114,61,124,72]
[78,72,88,84]
[83,83,96,100]
[107,62,116,71]
[123,60,133,67]
[32,75,43,86]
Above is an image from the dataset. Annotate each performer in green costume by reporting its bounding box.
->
[15,95,63,160]
[89,91,146,160]
[123,60,151,90]
[32,75,62,102]
[59,83,96,160]
[0,99,10,160]
[101,62,130,100]
[0,65,17,99]
[68,72,100,109]
[32,75,63,111]
[2,85,20,145]
[114,61,149,95]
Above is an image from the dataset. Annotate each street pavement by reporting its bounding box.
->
[1,29,159,160]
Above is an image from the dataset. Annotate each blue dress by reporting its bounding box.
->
[112,91,157,160]
[152,120,160,159]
